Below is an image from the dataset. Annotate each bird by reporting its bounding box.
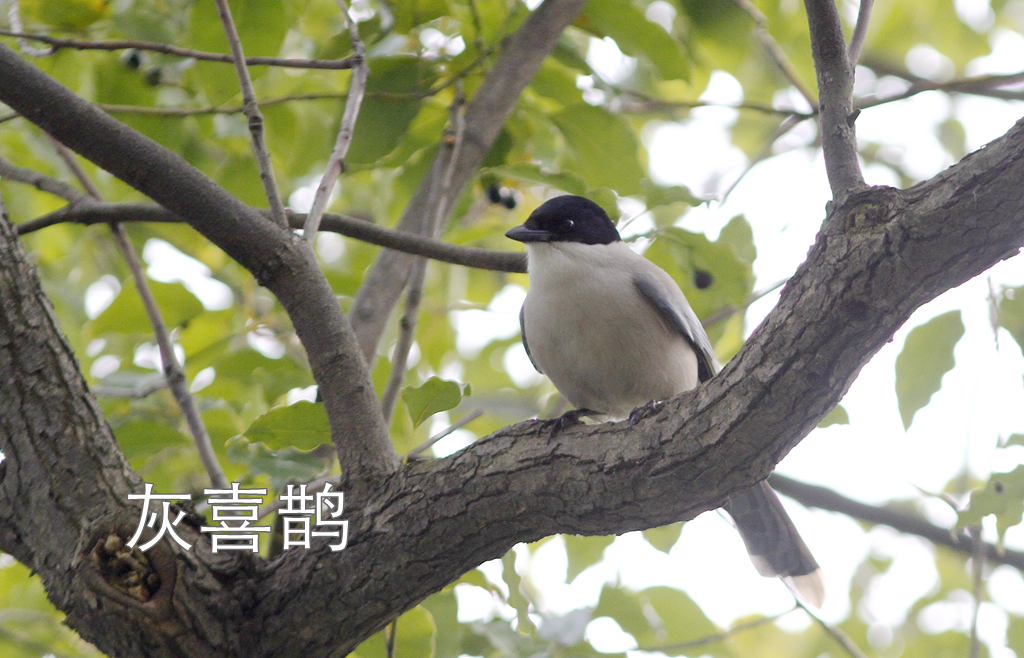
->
[506,194,825,607]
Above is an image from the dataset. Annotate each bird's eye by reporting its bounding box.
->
[562,219,574,231]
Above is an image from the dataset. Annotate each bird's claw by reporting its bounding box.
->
[628,399,665,426]
[541,408,598,436]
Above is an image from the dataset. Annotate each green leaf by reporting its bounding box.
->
[564,534,614,582]
[352,606,437,658]
[178,309,237,358]
[894,310,965,430]
[530,59,584,106]
[1004,433,1024,448]
[501,550,535,635]
[642,179,704,212]
[552,103,645,196]
[586,188,620,220]
[642,586,727,656]
[347,57,432,165]
[392,0,449,32]
[958,464,1024,543]
[421,590,462,658]
[486,164,587,196]
[402,377,470,428]
[717,214,757,266]
[0,560,100,658]
[579,0,689,81]
[642,523,683,554]
[1007,614,1024,657]
[224,435,328,486]
[938,118,967,160]
[643,227,754,321]
[594,585,727,655]
[593,586,652,640]
[113,419,191,463]
[818,404,850,428]
[866,0,991,71]
[997,286,1024,357]
[242,400,331,450]
[88,279,204,338]
[188,0,287,104]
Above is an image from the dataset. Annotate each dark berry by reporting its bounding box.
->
[693,268,713,289]
[121,49,143,70]
[144,66,162,86]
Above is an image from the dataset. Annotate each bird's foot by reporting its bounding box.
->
[542,408,599,436]
[628,399,665,426]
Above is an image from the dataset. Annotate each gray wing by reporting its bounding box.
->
[519,304,542,374]
[634,271,717,383]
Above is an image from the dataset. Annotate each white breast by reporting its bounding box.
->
[522,242,700,418]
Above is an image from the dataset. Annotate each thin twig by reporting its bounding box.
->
[803,0,865,196]
[379,89,467,420]
[302,0,369,243]
[0,30,356,69]
[379,269,426,422]
[13,201,528,273]
[0,155,89,202]
[969,525,985,658]
[846,0,874,66]
[769,474,1024,571]
[638,606,797,653]
[50,140,228,490]
[702,278,789,329]
[466,0,487,56]
[857,62,1024,109]
[618,97,812,118]
[385,619,398,658]
[796,598,869,658]
[0,63,1007,125]
[5,4,52,57]
[0,91,404,123]
[92,380,170,399]
[212,0,287,228]
[407,409,485,460]
[731,0,817,108]
[719,115,810,204]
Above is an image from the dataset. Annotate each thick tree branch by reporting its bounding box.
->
[769,475,1024,571]
[0,41,397,483]
[14,201,528,272]
[347,0,588,361]
[803,0,865,196]
[0,209,234,658]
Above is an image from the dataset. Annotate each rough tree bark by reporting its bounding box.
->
[1,4,1023,658]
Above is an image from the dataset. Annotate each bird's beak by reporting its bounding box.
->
[505,225,554,243]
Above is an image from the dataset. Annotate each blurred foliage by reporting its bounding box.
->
[894,310,964,430]
[2,0,1024,655]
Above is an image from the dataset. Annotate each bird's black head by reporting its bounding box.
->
[505,195,621,246]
